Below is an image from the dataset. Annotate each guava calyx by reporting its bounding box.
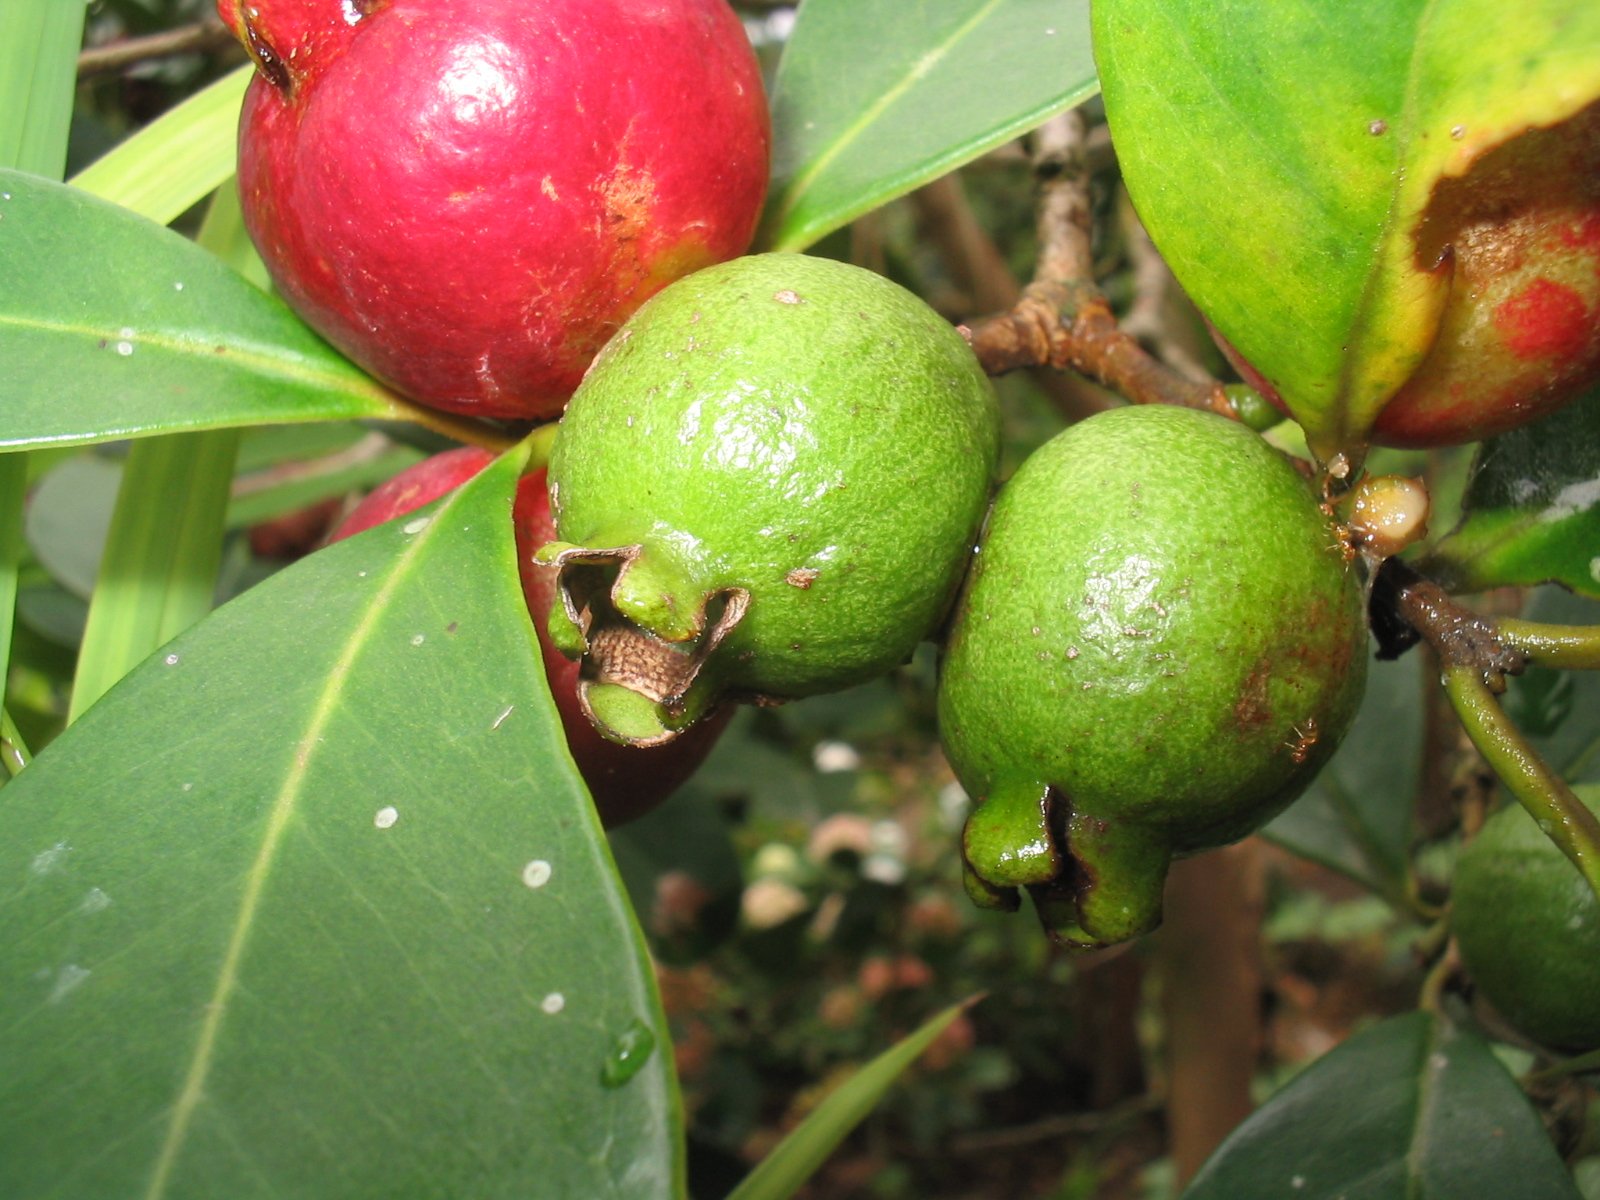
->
[539,543,753,746]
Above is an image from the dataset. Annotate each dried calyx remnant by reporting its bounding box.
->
[542,547,751,747]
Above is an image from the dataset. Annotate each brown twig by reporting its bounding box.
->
[78,21,238,79]
[1369,558,1524,687]
[912,173,1112,423]
[967,111,1235,418]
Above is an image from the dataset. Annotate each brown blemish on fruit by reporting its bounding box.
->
[773,289,803,305]
[785,567,819,589]
[1232,656,1275,731]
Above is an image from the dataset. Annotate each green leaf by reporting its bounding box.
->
[1182,1012,1581,1199]
[1095,0,1600,458]
[0,1,85,179]
[1425,384,1600,598]
[0,168,420,451]
[1264,649,1420,905]
[69,186,257,722]
[759,0,1096,252]
[0,0,88,770]
[0,452,681,1198]
[70,66,250,226]
[727,999,975,1200]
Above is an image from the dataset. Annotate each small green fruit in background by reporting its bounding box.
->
[1451,785,1600,1052]
[542,253,1001,746]
[937,405,1368,948]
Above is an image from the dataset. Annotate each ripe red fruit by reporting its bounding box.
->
[330,448,731,826]
[220,0,770,420]
[1222,102,1600,448]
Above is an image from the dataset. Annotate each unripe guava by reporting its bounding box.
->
[220,0,769,420]
[1451,786,1600,1052]
[937,405,1368,948]
[331,448,730,826]
[540,253,1001,746]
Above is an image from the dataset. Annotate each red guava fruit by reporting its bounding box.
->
[220,0,770,420]
[330,448,732,826]
[1221,101,1600,448]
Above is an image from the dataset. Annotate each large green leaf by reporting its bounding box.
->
[0,452,681,1198]
[1425,384,1600,598]
[760,0,1096,252]
[1264,649,1419,905]
[0,168,414,451]
[1183,1012,1581,1199]
[1095,0,1600,459]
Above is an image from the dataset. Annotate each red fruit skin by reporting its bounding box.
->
[225,0,770,420]
[1217,102,1600,449]
[330,448,731,826]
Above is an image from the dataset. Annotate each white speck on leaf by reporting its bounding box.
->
[116,341,133,356]
[374,806,399,829]
[164,653,179,666]
[491,705,514,730]
[48,965,90,1004]
[79,888,112,914]
[174,281,185,291]
[30,842,69,875]
[402,516,431,535]
[410,633,425,646]
[522,860,553,889]
[1541,475,1600,522]
[541,993,565,1014]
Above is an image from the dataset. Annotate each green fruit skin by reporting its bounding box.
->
[1452,785,1600,1052]
[938,405,1368,946]
[549,252,1001,701]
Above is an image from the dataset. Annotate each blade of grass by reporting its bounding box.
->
[0,3,84,178]
[70,64,250,226]
[67,184,254,721]
[727,998,978,1200]
[0,0,88,769]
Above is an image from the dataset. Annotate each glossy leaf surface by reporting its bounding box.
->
[1183,1013,1580,1199]
[1426,385,1600,598]
[1095,0,1600,458]
[0,453,681,1198]
[760,0,1096,252]
[1264,649,1419,905]
[0,169,408,450]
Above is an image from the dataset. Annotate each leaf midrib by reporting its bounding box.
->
[142,516,440,1199]
[768,0,1007,230]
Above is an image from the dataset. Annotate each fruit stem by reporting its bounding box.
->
[1526,1046,1600,1084]
[519,421,560,474]
[1442,662,1600,905]
[965,110,1237,421]
[389,402,525,454]
[0,707,31,780]
[1495,619,1600,670]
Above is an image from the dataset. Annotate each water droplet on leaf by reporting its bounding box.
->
[600,1019,656,1087]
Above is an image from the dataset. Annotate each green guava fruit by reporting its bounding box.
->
[540,252,1001,745]
[937,405,1369,948]
[1451,785,1600,1052]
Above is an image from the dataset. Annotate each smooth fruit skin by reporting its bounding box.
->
[330,448,730,827]
[545,252,1001,742]
[1451,786,1600,1052]
[222,0,770,420]
[937,405,1368,948]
